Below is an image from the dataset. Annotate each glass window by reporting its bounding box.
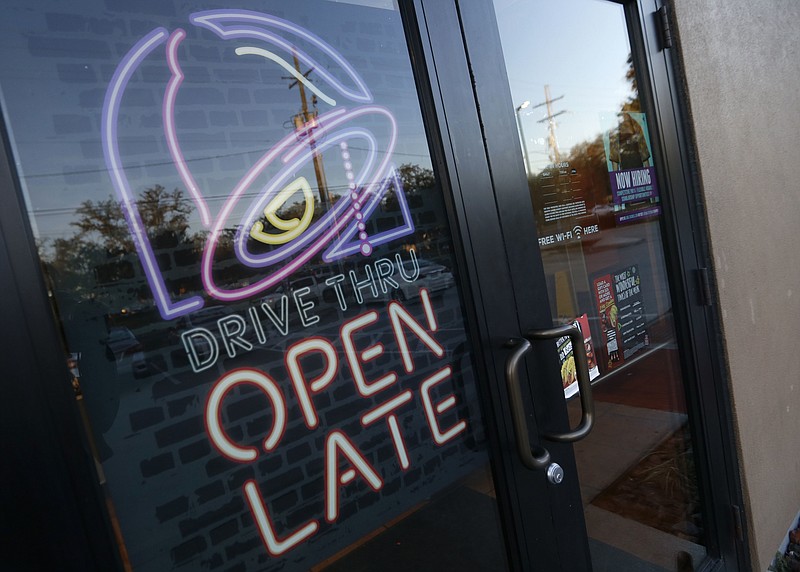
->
[0,2,506,570]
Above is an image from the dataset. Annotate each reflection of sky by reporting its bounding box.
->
[493,0,633,171]
[0,0,431,243]
[327,0,398,9]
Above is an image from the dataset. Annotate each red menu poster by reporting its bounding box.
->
[593,273,622,370]
[556,314,600,399]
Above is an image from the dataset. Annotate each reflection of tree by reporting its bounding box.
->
[397,163,435,190]
[383,163,433,211]
[528,53,643,228]
[70,185,192,252]
[43,186,196,298]
[565,133,614,212]
[43,162,445,301]
[135,185,193,248]
[70,197,131,254]
[622,53,640,112]
[260,163,434,218]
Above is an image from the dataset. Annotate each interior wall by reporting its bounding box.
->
[671,0,800,569]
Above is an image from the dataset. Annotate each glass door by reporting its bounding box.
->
[0,1,547,570]
[454,0,720,570]
[0,0,738,570]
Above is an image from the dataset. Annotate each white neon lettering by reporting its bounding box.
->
[360,391,413,471]
[286,338,338,429]
[182,328,219,373]
[261,297,289,336]
[217,314,254,358]
[420,366,467,445]
[360,391,413,425]
[374,258,399,293]
[325,431,382,522]
[341,311,397,396]
[248,306,268,345]
[420,288,438,332]
[244,480,319,556]
[325,274,348,311]
[396,250,419,282]
[348,266,378,304]
[436,396,457,414]
[206,369,286,462]
[360,343,383,362]
[293,286,320,327]
[387,415,410,470]
[388,301,444,373]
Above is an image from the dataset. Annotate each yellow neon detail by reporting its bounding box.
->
[250,177,315,245]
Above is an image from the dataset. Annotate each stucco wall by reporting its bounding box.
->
[671,1,800,569]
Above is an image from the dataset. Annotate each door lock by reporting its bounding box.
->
[546,463,564,485]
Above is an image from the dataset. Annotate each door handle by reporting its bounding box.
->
[503,324,595,470]
[528,323,595,442]
[503,337,551,470]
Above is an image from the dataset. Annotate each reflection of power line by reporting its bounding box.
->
[23,148,273,180]
[29,179,391,217]
[284,51,330,206]
[22,145,428,181]
[531,85,566,163]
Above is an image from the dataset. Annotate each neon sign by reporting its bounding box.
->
[203,290,467,556]
[100,9,462,564]
[102,10,415,319]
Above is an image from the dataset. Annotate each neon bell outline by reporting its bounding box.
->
[102,10,415,320]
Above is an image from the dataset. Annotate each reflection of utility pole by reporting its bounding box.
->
[285,53,330,206]
[515,100,532,175]
[532,84,566,164]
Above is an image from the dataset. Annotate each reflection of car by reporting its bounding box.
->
[105,327,142,360]
[395,259,455,300]
[175,306,230,331]
[260,285,287,311]
[289,275,325,302]
[262,276,336,309]
[104,327,149,376]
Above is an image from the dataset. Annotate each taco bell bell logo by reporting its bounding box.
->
[101,9,415,320]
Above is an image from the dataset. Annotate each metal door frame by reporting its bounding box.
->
[0,109,121,569]
[452,0,749,570]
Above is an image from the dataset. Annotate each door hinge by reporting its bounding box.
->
[731,504,745,542]
[697,267,713,307]
[656,5,674,50]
